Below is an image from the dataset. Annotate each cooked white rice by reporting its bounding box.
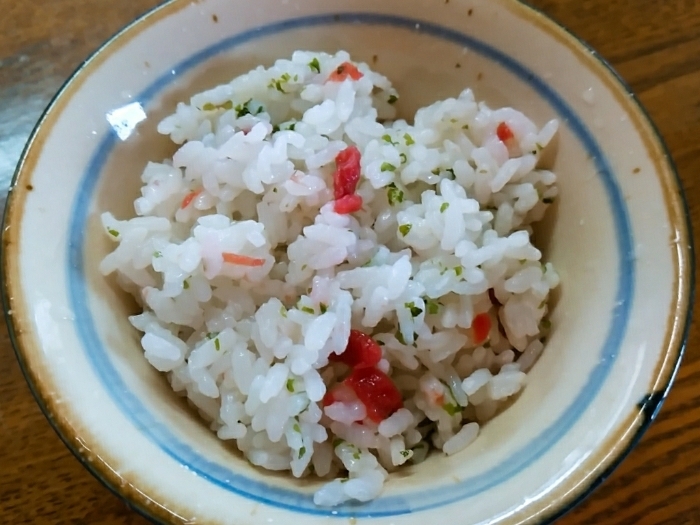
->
[100,50,560,506]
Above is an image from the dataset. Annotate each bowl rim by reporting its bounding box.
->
[1,0,694,523]
[517,2,695,521]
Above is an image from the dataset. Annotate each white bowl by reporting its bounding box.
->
[2,0,694,523]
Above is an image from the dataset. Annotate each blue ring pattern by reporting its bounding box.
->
[67,13,635,518]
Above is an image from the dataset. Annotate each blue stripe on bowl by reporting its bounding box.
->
[67,12,635,518]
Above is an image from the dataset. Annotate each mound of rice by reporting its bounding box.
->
[100,50,559,506]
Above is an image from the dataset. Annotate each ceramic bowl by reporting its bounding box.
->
[2,0,694,523]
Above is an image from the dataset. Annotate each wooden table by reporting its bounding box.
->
[0,1,697,523]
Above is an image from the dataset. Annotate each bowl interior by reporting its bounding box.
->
[4,0,691,524]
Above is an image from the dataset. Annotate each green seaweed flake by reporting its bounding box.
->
[395,330,406,345]
[443,402,462,416]
[425,299,440,315]
[405,302,423,318]
[202,100,234,111]
[387,183,404,206]
[268,73,293,93]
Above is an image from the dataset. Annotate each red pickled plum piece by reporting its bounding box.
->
[181,189,201,209]
[471,312,492,345]
[344,367,403,423]
[222,253,266,267]
[328,62,363,82]
[333,145,362,200]
[334,194,363,214]
[329,329,382,368]
[496,122,514,142]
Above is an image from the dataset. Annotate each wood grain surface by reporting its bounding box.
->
[0,1,697,523]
